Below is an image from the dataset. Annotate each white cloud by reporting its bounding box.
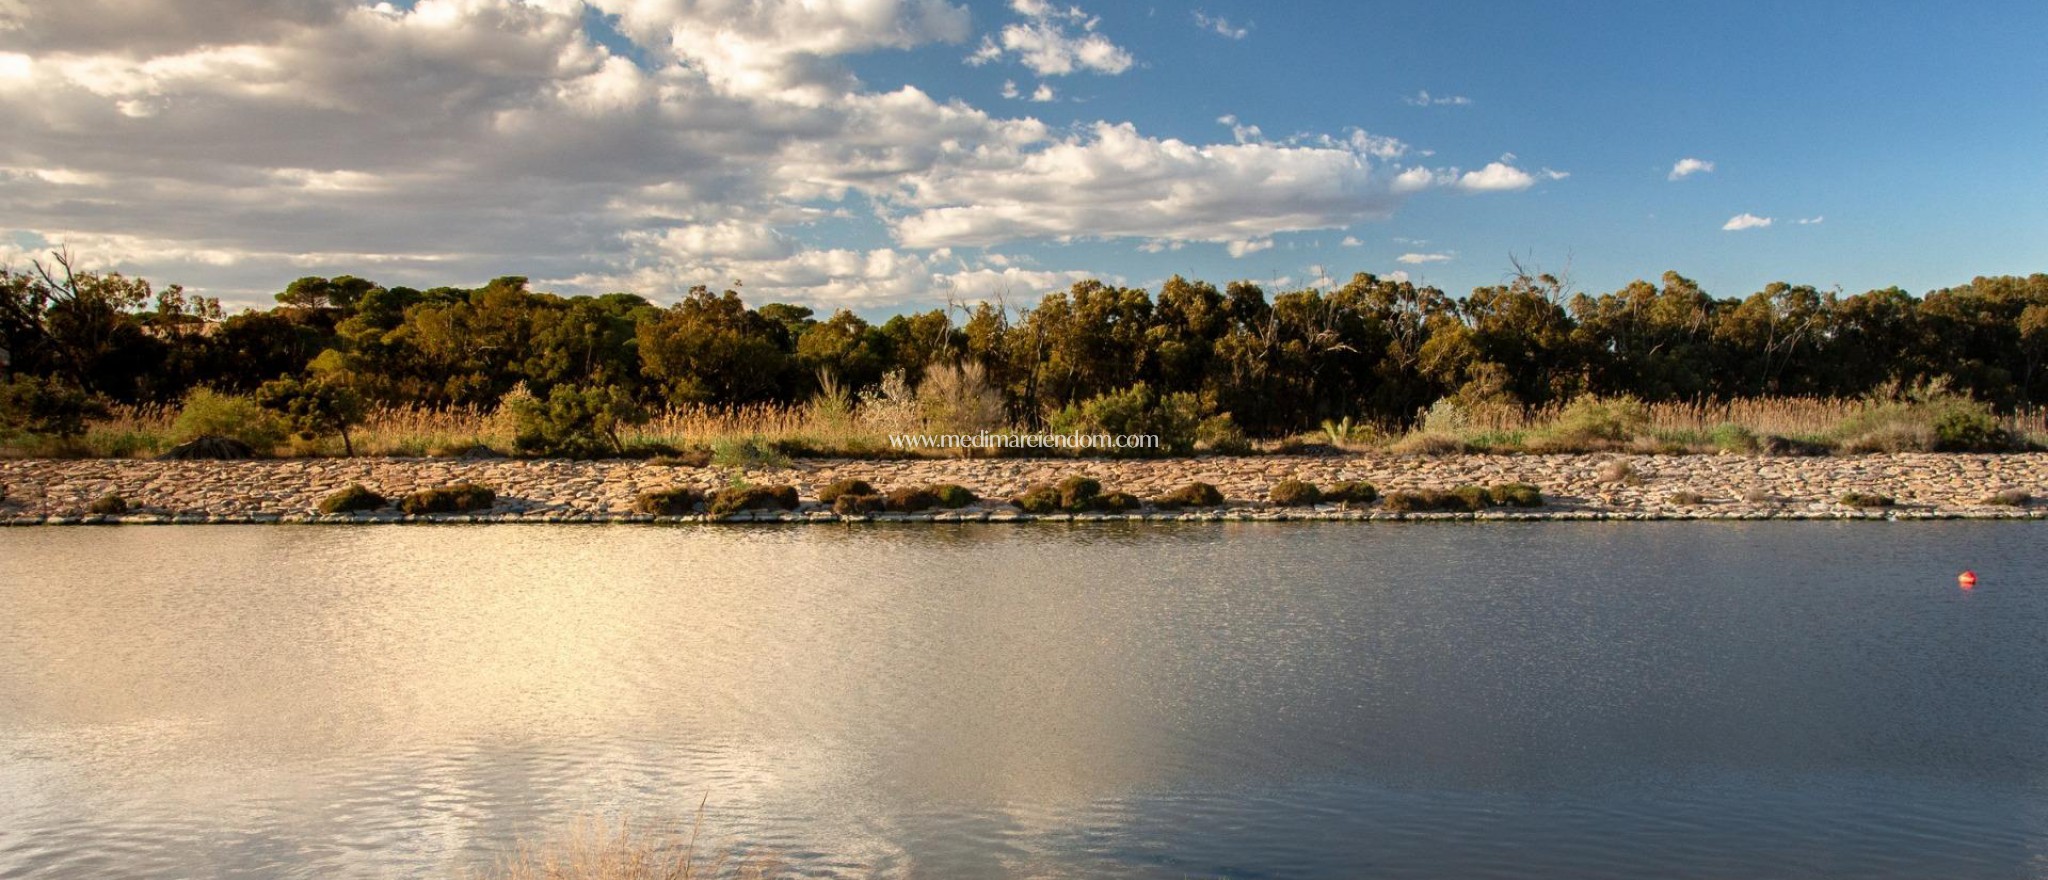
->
[1000,79,1019,98]
[1456,161,1535,192]
[1191,10,1248,39]
[1339,235,1362,247]
[1797,215,1824,225]
[1385,269,1410,283]
[1668,157,1714,180]
[1397,251,1452,264]
[1722,213,1773,231]
[1403,89,1470,107]
[966,0,1132,76]
[1226,237,1272,258]
[0,0,1548,308]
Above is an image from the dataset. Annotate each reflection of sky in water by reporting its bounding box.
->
[1,523,2046,878]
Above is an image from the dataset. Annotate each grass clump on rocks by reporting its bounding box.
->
[1267,479,1322,507]
[885,486,939,512]
[87,492,128,515]
[633,486,705,515]
[814,478,875,503]
[1839,491,1896,509]
[833,493,887,515]
[1382,485,1498,513]
[1057,475,1103,510]
[707,484,798,517]
[1324,481,1379,504]
[1981,488,2033,507]
[1151,481,1224,509]
[1012,483,1061,513]
[1667,490,1707,506]
[319,484,388,514]
[1095,490,1143,512]
[927,483,978,508]
[1598,459,1646,486]
[1487,482,1544,508]
[399,483,496,514]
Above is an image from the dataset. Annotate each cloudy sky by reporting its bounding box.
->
[0,0,2042,312]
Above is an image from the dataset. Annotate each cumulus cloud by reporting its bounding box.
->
[1403,89,1470,107]
[0,0,1547,307]
[1339,235,1362,247]
[1797,215,1824,225]
[1668,157,1714,180]
[1396,252,1452,264]
[1192,10,1248,39]
[1722,213,1773,231]
[967,0,1132,76]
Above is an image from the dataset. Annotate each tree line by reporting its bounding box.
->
[4,251,2046,438]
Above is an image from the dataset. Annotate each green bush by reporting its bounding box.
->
[649,448,714,468]
[1708,423,1760,454]
[1013,483,1061,514]
[0,375,106,440]
[833,493,887,515]
[1932,406,2011,452]
[256,376,367,456]
[1057,476,1102,511]
[87,492,128,515]
[319,484,388,513]
[886,486,939,512]
[1531,396,1650,450]
[1449,485,1492,510]
[172,388,286,451]
[708,436,791,469]
[1268,479,1322,506]
[707,484,798,516]
[816,478,875,503]
[1382,486,1493,513]
[1839,492,1895,509]
[1487,482,1543,508]
[1152,481,1224,508]
[928,483,979,508]
[1324,481,1379,504]
[399,483,496,514]
[633,487,705,515]
[510,385,647,458]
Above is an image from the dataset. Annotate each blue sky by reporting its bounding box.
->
[0,0,2041,311]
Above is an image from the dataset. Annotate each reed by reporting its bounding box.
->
[476,812,778,880]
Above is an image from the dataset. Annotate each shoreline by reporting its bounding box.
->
[4,453,2046,525]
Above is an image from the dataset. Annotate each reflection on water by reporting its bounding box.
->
[2,523,2047,878]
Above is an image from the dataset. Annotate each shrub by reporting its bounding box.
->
[1390,433,1469,456]
[1152,481,1224,508]
[1708,423,1760,454]
[1046,384,1204,456]
[1532,396,1650,450]
[885,486,939,512]
[1013,483,1061,514]
[1383,487,1492,513]
[1324,481,1379,504]
[399,483,496,514]
[928,483,979,508]
[833,493,887,515]
[1268,479,1322,506]
[87,492,128,515]
[1666,490,1707,506]
[1057,475,1102,511]
[707,484,798,516]
[1932,406,2011,452]
[172,388,286,451]
[1095,491,1143,512]
[1197,414,1252,455]
[1761,435,1831,457]
[815,478,876,503]
[510,385,647,458]
[1488,482,1544,508]
[1449,485,1492,511]
[158,435,256,460]
[633,487,705,515]
[1982,488,2032,507]
[1839,491,1895,509]
[709,436,791,469]
[319,484,388,514]
[0,375,106,440]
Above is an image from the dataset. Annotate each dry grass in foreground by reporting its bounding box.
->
[477,815,781,880]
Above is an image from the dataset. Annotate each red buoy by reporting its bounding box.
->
[1959,570,1978,588]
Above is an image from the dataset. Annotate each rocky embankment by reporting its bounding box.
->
[3,453,2046,524]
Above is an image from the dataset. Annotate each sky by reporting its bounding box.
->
[0,0,2043,315]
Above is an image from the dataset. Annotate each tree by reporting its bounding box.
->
[255,375,368,456]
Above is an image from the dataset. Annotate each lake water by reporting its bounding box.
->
[1,523,2045,879]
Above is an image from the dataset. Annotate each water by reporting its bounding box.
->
[2,522,2045,879]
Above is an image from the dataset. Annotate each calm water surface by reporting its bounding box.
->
[2,523,2046,879]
